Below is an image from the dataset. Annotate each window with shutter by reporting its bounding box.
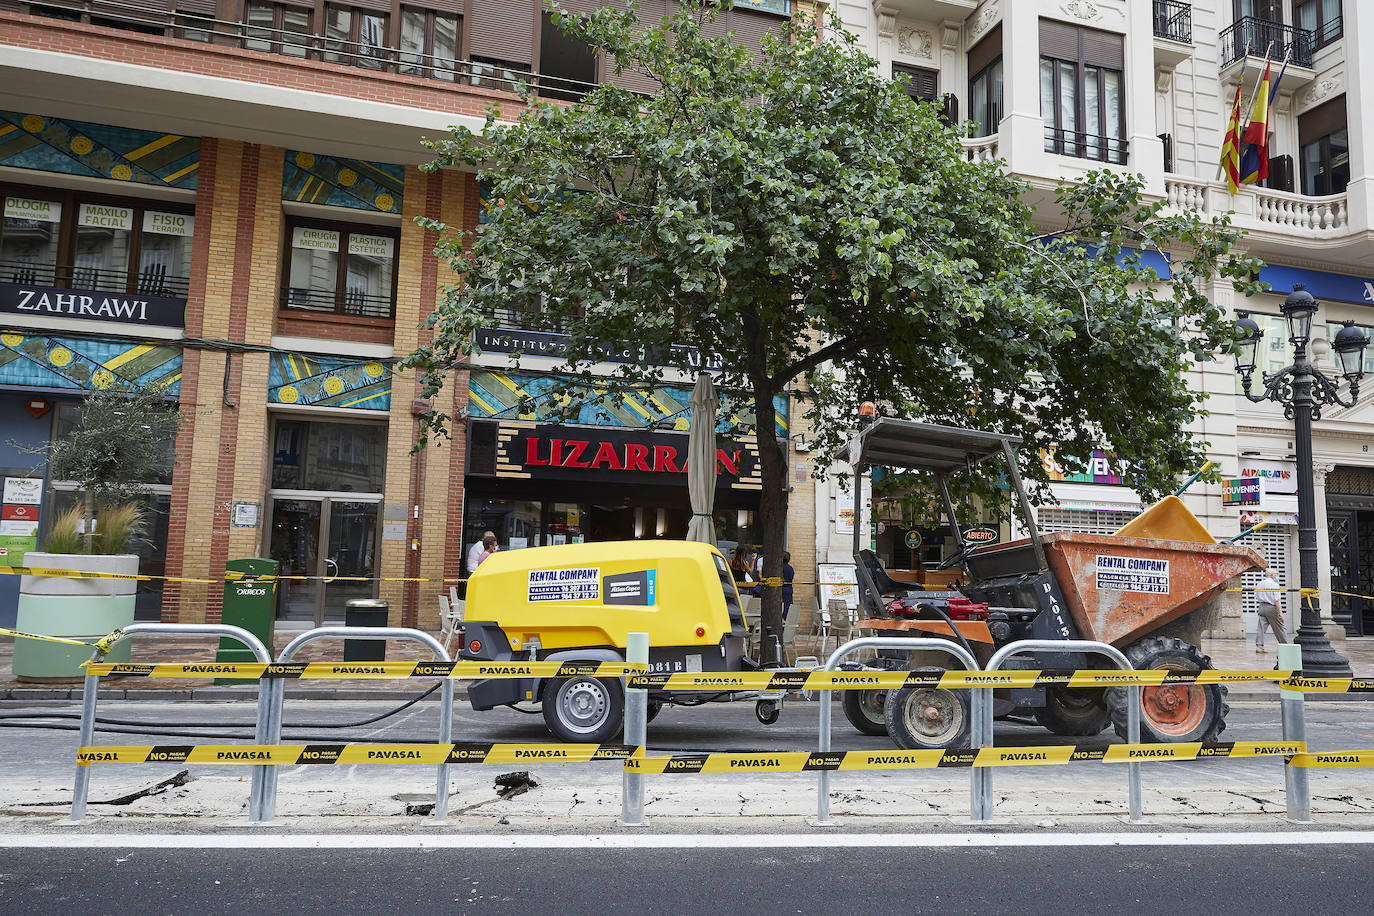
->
[1039,19,1126,164]
[893,64,938,102]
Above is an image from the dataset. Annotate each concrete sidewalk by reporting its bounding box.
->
[2,629,1371,701]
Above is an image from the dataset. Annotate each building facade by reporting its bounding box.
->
[825,0,1373,638]
[0,0,815,630]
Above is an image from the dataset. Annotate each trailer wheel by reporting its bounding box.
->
[755,700,781,725]
[883,668,970,750]
[842,688,890,736]
[543,675,624,744]
[1107,636,1229,743]
[1033,685,1111,736]
[646,698,663,723]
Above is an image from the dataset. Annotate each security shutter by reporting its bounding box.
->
[1039,18,1078,60]
[730,6,782,61]
[893,64,938,101]
[1039,19,1122,68]
[1081,27,1123,68]
[469,0,537,64]
[968,24,1001,76]
[1036,508,1137,535]
[1236,524,1290,622]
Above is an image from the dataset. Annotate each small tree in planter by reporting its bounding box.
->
[10,382,180,679]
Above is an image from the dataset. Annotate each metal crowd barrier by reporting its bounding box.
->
[67,622,272,824]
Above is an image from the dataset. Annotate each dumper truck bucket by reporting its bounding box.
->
[1040,532,1264,647]
[1111,496,1217,544]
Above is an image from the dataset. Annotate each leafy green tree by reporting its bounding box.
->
[403,1,1262,659]
[25,382,180,553]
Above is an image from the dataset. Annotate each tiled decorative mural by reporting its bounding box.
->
[268,351,392,410]
[0,111,199,188]
[468,369,787,437]
[0,330,182,394]
[283,151,404,213]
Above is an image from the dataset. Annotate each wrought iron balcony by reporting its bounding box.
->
[1152,1,1191,44]
[1043,128,1128,166]
[1220,16,1315,69]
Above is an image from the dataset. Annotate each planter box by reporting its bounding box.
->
[13,553,138,682]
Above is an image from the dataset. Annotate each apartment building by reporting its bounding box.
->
[813,0,1373,638]
[0,0,815,630]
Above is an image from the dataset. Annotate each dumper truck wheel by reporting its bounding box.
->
[842,688,890,736]
[543,675,624,744]
[1033,685,1111,736]
[1107,637,1228,744]
[883,668,971,750]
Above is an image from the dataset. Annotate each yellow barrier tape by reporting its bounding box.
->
[76,742,639,767]
[624,741,1308,773]
[0,626,99,649]
[0,565,217,584]
[629,669,1298,691]
[1287,751,1374,768]
[1278,677,1374,694]
[83,660,648,680]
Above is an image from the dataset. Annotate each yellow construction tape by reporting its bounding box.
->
[76,742,638,767]
[0,565,217,584]
[83,660,647,680]
[0,626,99,649]
[1287,751,1374,768]
[630,669,1298,691]
[625,741,1307,773]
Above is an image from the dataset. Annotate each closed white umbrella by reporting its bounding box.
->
[685,373,718,547]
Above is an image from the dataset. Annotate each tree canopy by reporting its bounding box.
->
[403,0,1262,655]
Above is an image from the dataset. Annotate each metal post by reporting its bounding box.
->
[1279,642,1311,823]
[65,623,271,825]
[66,670,101,824]
[622,632,648,826]
[259,626,453,823]
[813,636,977,825]
[973,640,1137,824]
[1290,366,1353,676]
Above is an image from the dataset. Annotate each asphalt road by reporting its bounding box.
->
[3,840,1373,915]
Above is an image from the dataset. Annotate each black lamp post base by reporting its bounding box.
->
[1294,626,1354,678]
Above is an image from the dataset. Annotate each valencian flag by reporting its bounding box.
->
[1238,56,1276,186]
[1220,57,1247,194]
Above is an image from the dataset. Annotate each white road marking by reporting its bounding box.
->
[1,832,1372,849]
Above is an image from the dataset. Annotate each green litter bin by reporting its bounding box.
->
[215,558,278,683]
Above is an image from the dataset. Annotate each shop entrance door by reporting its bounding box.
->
[266,496,381,626]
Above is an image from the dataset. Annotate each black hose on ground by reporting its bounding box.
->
[0,683,441,729]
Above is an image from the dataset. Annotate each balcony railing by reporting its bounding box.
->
[21,0,603,101]
[1163,176,1349,235]
[1152,1,1191,43]
[1310,15,1343,49]
[1220,16,1315,69]
[1044,128,1128,166]
[0,259,190,299]
[961,134,1000,164]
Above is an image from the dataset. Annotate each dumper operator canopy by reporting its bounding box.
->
[842,417,1023,474]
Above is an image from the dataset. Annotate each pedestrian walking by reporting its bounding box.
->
[1254,567,1287,651]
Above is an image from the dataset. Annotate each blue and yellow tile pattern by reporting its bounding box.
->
[468,370,787,436]
[283,151,404,213]
[0,330,182,394]
[0,111,199,188]
[268,351,391,410]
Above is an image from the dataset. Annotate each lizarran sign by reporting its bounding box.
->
[0,282,185,329]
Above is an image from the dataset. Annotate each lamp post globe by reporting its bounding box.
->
[1332,321,1370,383]
[1280,284,1317,346]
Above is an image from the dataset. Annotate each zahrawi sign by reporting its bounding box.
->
[497,425,759,487]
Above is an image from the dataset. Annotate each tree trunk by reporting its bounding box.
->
[742,311,788,666]
[82,490,95,554]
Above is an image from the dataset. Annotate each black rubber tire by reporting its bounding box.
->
[883,668,971,751]
[755,700,780,725]
[542,675,625,744]
[1107,636,1229,743]
[842,688,890,736]
[1033,685,1111,736]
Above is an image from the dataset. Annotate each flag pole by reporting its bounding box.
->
[1212,43,1255,182]
[1220,42,1274,183]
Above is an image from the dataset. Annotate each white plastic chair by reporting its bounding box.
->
[440,587,465,654]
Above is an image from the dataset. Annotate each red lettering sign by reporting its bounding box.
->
[653,445,680,473]
[589,441,624,470]
[625,443,652,472]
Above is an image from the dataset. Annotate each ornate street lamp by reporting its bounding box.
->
[1235,285,1369,677]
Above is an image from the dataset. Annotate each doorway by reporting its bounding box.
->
[1328,508,1374,637]
[266,496,380,626]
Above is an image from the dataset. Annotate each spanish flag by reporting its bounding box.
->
[1238,58,1273,185]
[1220,68,1245,195]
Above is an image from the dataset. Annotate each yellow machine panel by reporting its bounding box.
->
[465,540,742,651]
